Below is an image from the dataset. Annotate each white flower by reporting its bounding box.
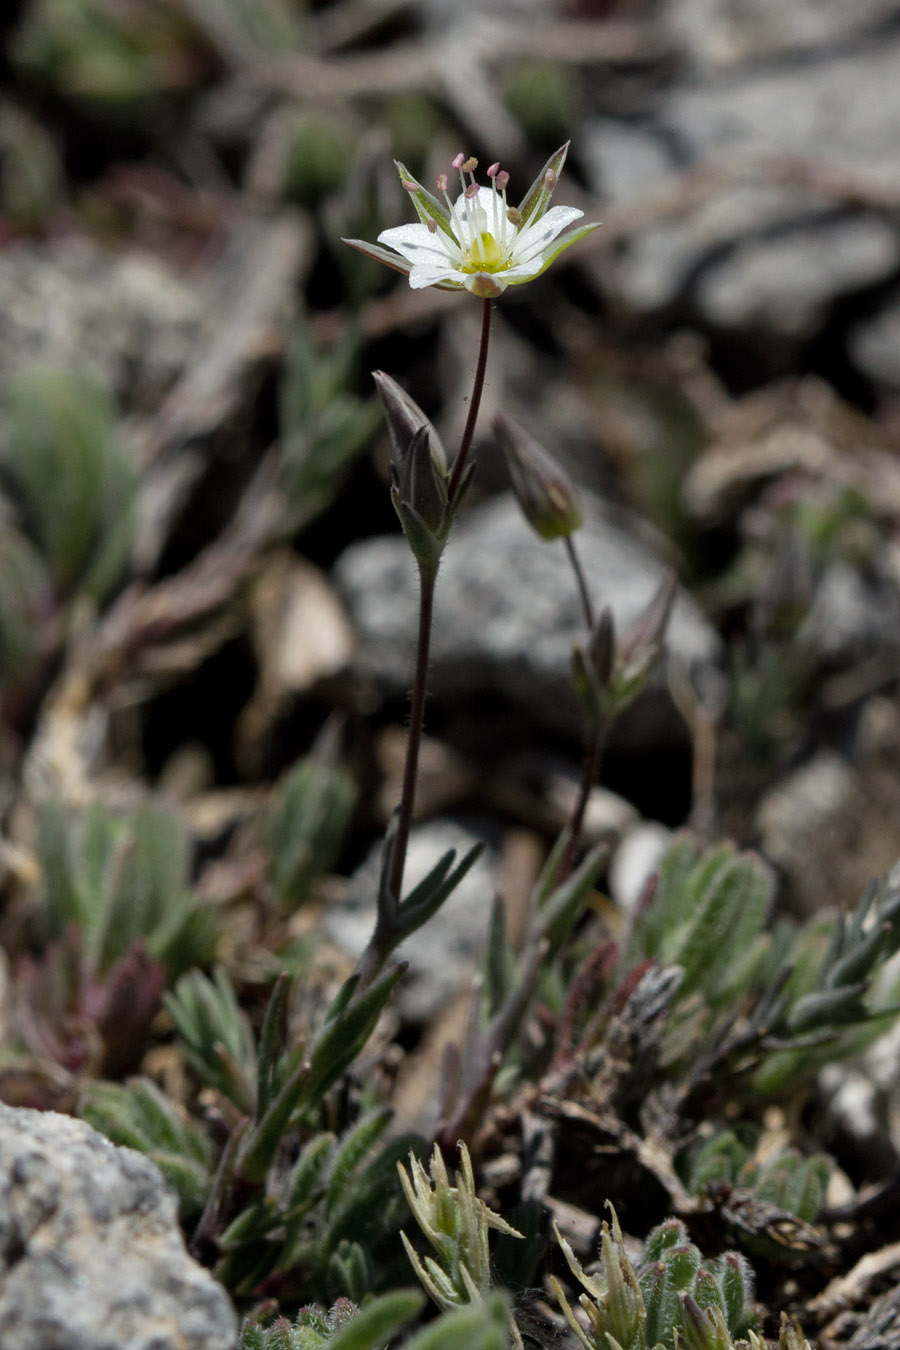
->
[344,143,598,298]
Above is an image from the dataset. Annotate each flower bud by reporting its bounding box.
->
[390,425,452,576]
[373,370,448,476]
[493,412,583,540]
[611,571,676,710]
[678,1295,733,1350]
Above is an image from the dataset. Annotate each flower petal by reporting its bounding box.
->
[512,206,585,265]
[408,263,466,290]
[378,223,461,267]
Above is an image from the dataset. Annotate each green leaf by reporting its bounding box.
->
[256,973,290,1120]
[535,844,607,957]
[166,968,257,1111]
[395,844,485,940]
[268,734,358,911]
[6,367,136,598]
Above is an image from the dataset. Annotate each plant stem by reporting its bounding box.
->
[556,726,606,885]
[557,533,601,883]
[564,534,594,631]
[387,298,492,907]
[389,568,436,904]
[448,297,492,504]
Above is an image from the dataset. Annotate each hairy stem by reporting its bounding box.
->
[389,568,436,904]
[385,298,493,910]
[448,297,492,504]
[564,534,594,631]
[556,727,606,885]
[556,533,602,883]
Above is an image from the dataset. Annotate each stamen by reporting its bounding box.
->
[544,170,557,191]
[462,157,478,172]
[496,170,509,191]
[507,207,523,226]
[436,173,449,193]
[452,152,466,169]
[489,165,500,238]
[401,180,418,192]
[427,219,437,234]
[464,183,479,199]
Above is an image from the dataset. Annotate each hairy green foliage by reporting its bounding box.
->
[624,839,772,1010]
[37,798,215,982]
[398,1143,522,1314]
[683,1130,829,1227]
[239,1292,511,1350]
[5,368,136,599]
[278,321,379,534]
[15,799,216,1076]
[0,521,48,691]
[220,1110,420,1299]
[553,1208,758,1350]
[617,837,900,1097]
[166,968,258,1114]
[268,731,358,911]
[240,1292,423,1350]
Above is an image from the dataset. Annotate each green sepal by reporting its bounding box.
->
[517,142,570,227]
[393,161,457,238]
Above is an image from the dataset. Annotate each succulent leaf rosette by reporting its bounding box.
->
[344,142,598,297]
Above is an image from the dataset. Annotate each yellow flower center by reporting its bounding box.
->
[461,232,505,273]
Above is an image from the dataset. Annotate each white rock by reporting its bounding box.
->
[0,1104,237,1350]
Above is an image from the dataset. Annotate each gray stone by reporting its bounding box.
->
[584,38,900,333]
[800,562,900,661]
[660,0,900,70]
[0,239,209,411]
[849,294,900,389]
[0,1104,237,1350]
[328,819,499,1022]
[333,492,719,744]
[756,702,900,916]
[609,821,673,918]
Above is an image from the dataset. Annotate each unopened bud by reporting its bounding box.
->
[589,608,615,688]
[373,370,447,476]
[493,412,583,541]
[678,1295,732,1350]
[390,426,452,576]
[612,571,676,708]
